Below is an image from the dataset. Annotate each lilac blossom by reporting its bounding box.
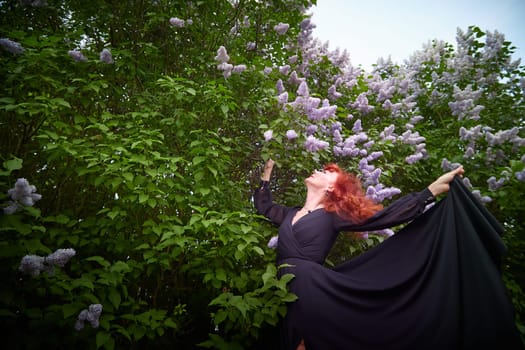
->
[278,92,288,104]
[459,125,483,141]
[366,184,402,203]
[487,176,506,191]
[217,62,233,78]
[232,64,247,74]
[399,129,425,145]
[367,151,384,162]
[267,236,279,249]
[308,104,337,121]
[169,17,185,27]
[362,168,382,186]
[304,135,329,152]
[279,65,290,75]
[352,119,362,133]
[0,38,25,55]
[379,125,397,142]
[363,140,375,149]
[288,71,304,85]
[242,16,250,28]
[75,304,103,330]
[264,130,273,142]
[297,81,309,96]
[286,130,298,140]
[464,146,475,158]
[448,85,484,120]
[333,129,343,143]
[472,190,492,204]
[485,127,520,147]
[4,178,42,214]
[482,30,505,60]
[462,177,473,189]
[328,85,342,100]
[410,115,424,124]
[406,152,424,164]
[263,67,272,75]
[515,170,525,182]
[288,55,298,64]
[246,42,256,51]
[306,125,318,135]
[351,93,374,114]
[214,46,229,63]
[276,79,285,94]
[377,85,396,102]
[359,158,375,172]
[18,255,45,276]
[441,158,462,171]
[46,248,76,267]
[68,50,87,62]
[274,22,290,35]
[18,248,76,276]
[99,48,114,64]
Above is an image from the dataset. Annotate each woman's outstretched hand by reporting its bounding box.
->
[427,166,465,197]
[261,159,275,182]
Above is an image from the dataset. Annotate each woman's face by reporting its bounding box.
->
[305,169,338,191]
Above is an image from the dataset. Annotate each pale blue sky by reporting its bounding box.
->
[311,0,525,70]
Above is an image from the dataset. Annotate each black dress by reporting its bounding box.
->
[253,177,523,350]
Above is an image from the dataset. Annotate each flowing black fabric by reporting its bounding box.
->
[254,177,523,350]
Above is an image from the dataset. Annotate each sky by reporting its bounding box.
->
[310,0,525,70]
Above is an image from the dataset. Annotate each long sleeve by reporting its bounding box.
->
[253,180,294,225]
[334,188,435,232]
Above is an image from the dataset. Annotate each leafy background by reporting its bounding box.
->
[1,0,523,349]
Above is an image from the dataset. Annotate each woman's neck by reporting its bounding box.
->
[303,190,325,212]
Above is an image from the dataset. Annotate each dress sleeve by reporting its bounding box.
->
[253,180,294,225]
[334,188,435,232]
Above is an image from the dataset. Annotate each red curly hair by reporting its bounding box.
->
[322,163,383,222]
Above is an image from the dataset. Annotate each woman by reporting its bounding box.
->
[253,159,523,350]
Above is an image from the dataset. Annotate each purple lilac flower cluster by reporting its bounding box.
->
[214,46,248,79]
[3,178,42,215]
[169,17,193,28]
[0,38,25,55]
[19,248,76,276]
[75,304,103,330]
[448,85,484,121]
[68,50,88,62]
[99,48,114,64]
[267,236,278,249]
[274,23,290,35]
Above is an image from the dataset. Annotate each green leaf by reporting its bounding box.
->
[192,156,206,166]
[108,287,121,308]
[62,303,82,318]
[85,256,111,268]
[138,193,149,204]
[252,246,264,256]
[3,157,23,173]
[96,331,113,349]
